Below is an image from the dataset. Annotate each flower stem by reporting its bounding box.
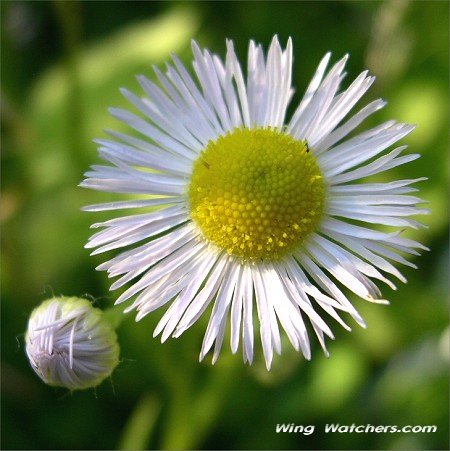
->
[117,393,161,450]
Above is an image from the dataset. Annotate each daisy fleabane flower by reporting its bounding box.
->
[81,36,428,369]
[26,297,120,390]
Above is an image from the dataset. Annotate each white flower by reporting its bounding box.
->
[81,36,428,369]
[26,297,120,389]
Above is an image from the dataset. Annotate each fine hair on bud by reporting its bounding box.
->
[25,296,120,390]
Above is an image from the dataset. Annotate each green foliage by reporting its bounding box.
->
[1,1,448,449]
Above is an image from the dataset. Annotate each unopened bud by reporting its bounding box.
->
[25,297,120,390]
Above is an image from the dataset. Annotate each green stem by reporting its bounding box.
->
[117,393,161,450]
[189,360,242,448]
[160,381,192,450]
[160,355,242,450]
[52,0,86,177]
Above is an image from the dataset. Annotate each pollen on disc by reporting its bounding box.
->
[188,128,325,261]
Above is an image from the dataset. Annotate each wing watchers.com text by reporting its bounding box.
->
[275,423,437,436]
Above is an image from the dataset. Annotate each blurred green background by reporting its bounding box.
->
[1,1,448,450]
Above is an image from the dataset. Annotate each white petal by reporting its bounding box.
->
[308,74,376,147]
[288,52,331,133]
[191,41,233,132]
[329,178,427,195]
[323,229,407,283]
[174,253,229,336]
[296,253,366,328]
[82,197,184,212]
[154,249,218,339]
[225,40,251,128]
[251,264,274,369]
[242,265,254,364]
[230,264,245,354]
[313,99,386,153]
[200,259,240,360]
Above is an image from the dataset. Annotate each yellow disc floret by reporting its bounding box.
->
[188,128,325,261]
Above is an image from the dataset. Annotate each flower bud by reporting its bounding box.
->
[25,297,120,390]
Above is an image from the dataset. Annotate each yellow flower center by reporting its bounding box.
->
[188,128,325,261]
